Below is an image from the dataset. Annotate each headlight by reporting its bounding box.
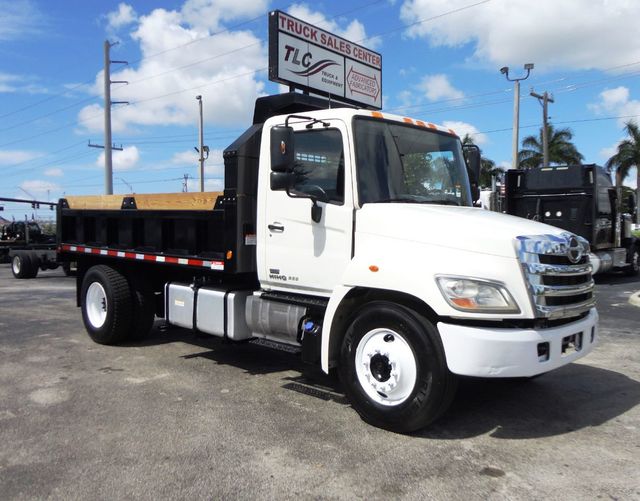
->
[436,276,520,313]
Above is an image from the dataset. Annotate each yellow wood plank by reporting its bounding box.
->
[64,192,224,211]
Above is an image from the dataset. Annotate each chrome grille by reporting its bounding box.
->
[517,233,595,319]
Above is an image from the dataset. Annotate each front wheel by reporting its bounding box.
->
[338,302,457,433]
[81,265,133,344]
[624,245,639,276]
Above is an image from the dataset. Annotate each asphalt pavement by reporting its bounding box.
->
[0,265,639,500]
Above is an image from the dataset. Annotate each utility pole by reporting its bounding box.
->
[500,63,534,169]
[530,89,555,168]
[195,95,206,192]
[100,40,129,195]
[182,174,190,192]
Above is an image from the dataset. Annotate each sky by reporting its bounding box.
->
[1,0,639,221]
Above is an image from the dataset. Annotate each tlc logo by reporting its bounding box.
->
[284,45,312,67]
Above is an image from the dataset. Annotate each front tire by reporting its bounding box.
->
[338,302,457,433]
[81,265,133,344]
[624,245,639,276]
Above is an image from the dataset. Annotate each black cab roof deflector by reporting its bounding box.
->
[252,92,355,124]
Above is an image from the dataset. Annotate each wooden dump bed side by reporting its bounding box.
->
[57,191,256,275]
[64,191,223,211]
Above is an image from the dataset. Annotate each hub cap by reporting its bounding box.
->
[355,328,417,406]
[12,257,21,275]
[86,282,108,328]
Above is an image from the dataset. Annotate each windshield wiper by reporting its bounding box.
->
[374,197,426,204]
[420,198,460,206]
[373,197,460,206]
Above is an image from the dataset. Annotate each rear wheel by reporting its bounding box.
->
[338,301,457,433]
[11,252,35,279]
[81,265,133,344]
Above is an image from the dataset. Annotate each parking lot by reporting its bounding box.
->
[1,264,639,500]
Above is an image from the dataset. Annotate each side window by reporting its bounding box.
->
[291,128,344,204]
[597,188,612,216]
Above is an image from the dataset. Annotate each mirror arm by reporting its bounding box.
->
[311,199,322,223]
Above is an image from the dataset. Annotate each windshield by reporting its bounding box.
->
[353,117,472,207]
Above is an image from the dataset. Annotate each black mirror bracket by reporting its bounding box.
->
[311,199,322,223]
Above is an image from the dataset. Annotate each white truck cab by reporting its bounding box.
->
[258,106,597,429]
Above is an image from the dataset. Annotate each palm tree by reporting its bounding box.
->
[605,120,640,222]
[518,124,584,169]
[461,134,502,188]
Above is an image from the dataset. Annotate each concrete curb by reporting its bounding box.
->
[630,291,640,308]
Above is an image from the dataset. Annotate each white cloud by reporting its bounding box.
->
[171,148,224,177]
[288,3,380,48]
[418,74,463,102]
[107,3,138,31]
[181,0,268,32]
[187,178,224,192]
[442,120,487,145]
[0,149,41,165]
[0,72,47,94]
[589,86,640,127]
[171,150,199,165]
[0,0,43,41]
[44,168,64,177]
[19,180,60,197]
[96,146,140,171]
[78,3,267,134]
[400,0,640,71]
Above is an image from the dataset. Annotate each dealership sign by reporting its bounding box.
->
[268,10,382,109]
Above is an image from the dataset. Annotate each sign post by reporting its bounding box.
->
[268,10,382,109]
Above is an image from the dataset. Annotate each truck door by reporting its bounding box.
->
[261,119,353,294]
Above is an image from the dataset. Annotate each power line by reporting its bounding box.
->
[0,78,98,120]
[474,113,640,137]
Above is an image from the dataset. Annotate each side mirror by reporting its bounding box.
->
[271,126,295,173]
[463,144,481,202]
[270,172,294,191]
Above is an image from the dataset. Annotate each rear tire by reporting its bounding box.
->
[11,252,35,279]
[81,265,133,345]
[62,262,76,276]
[338,301,457,433]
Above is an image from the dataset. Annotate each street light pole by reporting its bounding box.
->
[500,63,534,169]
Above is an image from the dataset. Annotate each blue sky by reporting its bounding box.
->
[1,0,639,221]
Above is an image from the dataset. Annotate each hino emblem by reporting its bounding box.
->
[567,236,583,264]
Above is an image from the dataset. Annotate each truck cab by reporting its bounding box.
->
[506,164,639,274]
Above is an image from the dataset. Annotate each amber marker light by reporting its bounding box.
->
[226,250,233,260]
[369,265,379,272]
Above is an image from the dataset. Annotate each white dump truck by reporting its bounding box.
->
[57,92,598,432]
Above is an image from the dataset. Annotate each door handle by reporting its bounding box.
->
[268,223,285,233]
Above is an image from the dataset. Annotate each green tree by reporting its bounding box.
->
[518,124,584,169]
[461,134,502,188]
[403,152,433,195]
[605,120,640,222]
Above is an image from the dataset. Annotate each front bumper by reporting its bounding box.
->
[437,308,598,377]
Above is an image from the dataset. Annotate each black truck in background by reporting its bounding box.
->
[1,219,71,278]
[505,164,639,275]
